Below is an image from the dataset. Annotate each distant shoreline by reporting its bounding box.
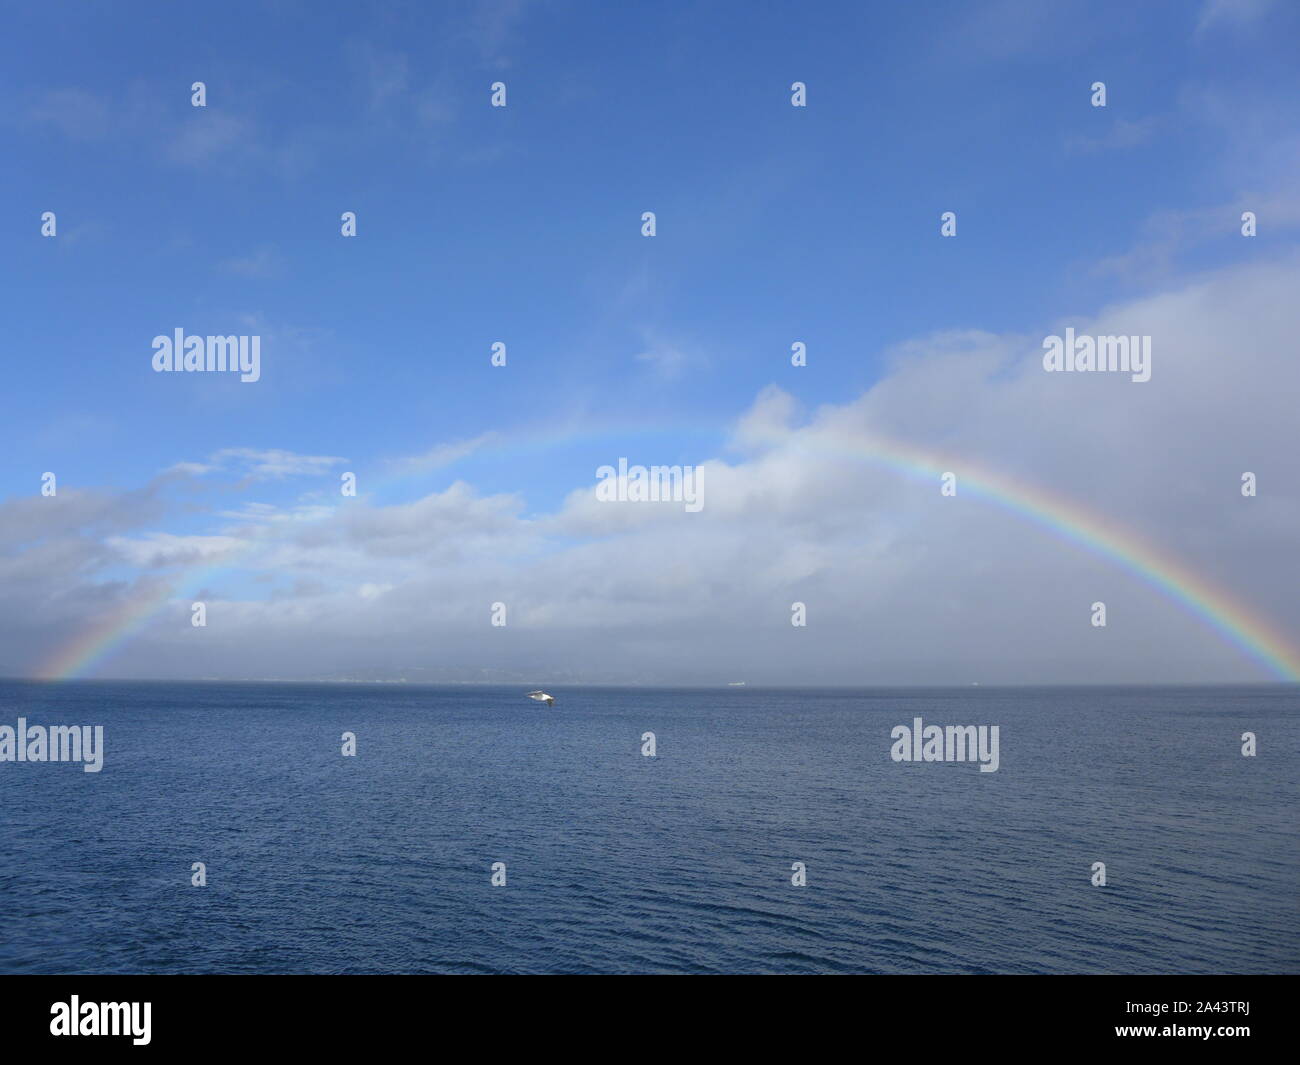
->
[3,677,1296,691]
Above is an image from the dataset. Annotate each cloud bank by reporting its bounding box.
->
[8,255,1298,685]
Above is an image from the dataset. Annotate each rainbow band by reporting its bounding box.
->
[801,431,1299,681]
[39,429,1300,682]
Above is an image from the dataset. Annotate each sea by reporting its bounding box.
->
[0,681,1295,975]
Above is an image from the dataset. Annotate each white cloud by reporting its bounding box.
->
[1197,0,1276,33]
[634,340,691,380]
[209,448,347,480]
[1065,117,1159,155]
[107,533,245,569]
[220,245,281,279]
[24,87,114,141]
[167,112,255,167]
[6,256,1299,684]
[387,433,498,475]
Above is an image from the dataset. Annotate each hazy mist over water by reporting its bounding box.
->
[1,681,1294,974]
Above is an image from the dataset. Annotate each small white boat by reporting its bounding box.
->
[526,690,555,706]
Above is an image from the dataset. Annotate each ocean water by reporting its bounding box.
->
[0,681,1295,975]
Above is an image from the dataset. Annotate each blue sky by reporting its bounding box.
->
[4,0,1299,682]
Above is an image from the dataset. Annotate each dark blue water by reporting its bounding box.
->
[0,681,1295,974]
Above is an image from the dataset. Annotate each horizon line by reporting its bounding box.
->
[3,676,1296,690]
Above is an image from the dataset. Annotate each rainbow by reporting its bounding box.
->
[38,426,1300,682]
[785,428,1299,681]
[40,554,262,683]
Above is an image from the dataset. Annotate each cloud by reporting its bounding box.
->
[630,325,707,382]
[634,342,689,379]
[1065,117,1159,155]
[208,448,347,480]
[459,0,531,67]
[355,43,411,112]
[23,87,115,141]
[17,83,317,179]
[167,111,254,166]
[5,255,1298,684]
[107,533,245,569]
[933,0,1089,63]
[219,245,282,279]
[215,502,281,522]
[1197,0,1276,33]
[730,384,800,451]
[346,41,459,133]
[387,433,498,476]
[1093,193,1300,281]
